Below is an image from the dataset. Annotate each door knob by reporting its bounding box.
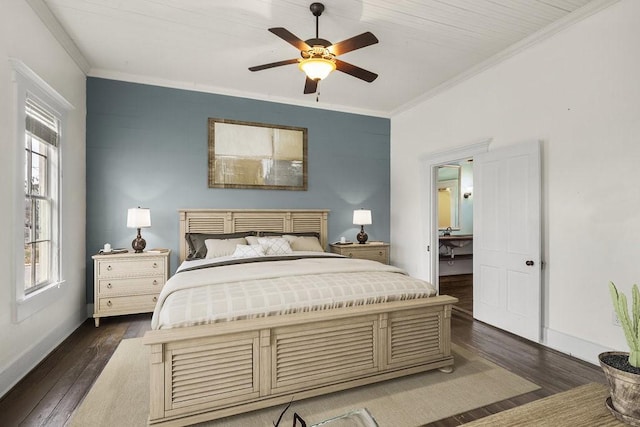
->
[525,260,535,266]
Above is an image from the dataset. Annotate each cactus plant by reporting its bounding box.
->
[609,282,640,367]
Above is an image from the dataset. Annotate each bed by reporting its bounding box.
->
[142,209,457,426]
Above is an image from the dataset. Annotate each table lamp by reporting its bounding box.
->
[127,207,151,253]
[353,209,372,244]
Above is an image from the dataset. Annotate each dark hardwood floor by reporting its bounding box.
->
[439,274,473,315]
[0,314,152,427]
[0,312,606,427]
[427,311,607,426]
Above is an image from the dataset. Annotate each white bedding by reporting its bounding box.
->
[151,253,437,330]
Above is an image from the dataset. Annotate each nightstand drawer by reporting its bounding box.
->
[98,276,164,296]
[345,248,388,263]
[96,257,165,277]
[98,294,159,313]
[330,243,390,264]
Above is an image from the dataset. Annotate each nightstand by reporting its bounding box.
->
[92,250,170,327]
[329,242,390,264]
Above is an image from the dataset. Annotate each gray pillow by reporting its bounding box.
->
[259,231,320,238]
[185,231,256,260]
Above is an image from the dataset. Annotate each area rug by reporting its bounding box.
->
[68,338,539,427]
[462,383,624,426]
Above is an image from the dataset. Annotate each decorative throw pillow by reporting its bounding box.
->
[257,237,293,255]
[204,238,247,259]
[185,231,256,260]
[231,244,265,258]
[283,235,324,252]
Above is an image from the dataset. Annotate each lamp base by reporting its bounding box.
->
[356,226,368,244]
[132,229,146,253]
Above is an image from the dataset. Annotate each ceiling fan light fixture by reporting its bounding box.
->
[299,57,336,81]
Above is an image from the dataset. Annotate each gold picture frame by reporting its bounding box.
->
[208,118,308,190]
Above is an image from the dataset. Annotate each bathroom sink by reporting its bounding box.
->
[439,235,473,248]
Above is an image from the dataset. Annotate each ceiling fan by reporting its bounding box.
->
[249,2,379,95]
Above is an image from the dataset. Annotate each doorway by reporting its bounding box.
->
[436,160,474,315]
[424,140,542,343]
[423,141,489,317]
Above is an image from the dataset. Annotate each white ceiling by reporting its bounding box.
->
[39,0,613,116]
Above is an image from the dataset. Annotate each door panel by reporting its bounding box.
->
[474,141,541,342]
[506,270,529,316]
[478,265,500,307]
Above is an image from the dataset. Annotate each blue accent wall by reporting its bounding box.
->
[86,78,390,301]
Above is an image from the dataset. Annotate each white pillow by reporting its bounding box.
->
[283,235,324,252]
[231,244,265,258]
[204,238,247,258]
[257,237,293,255]
[247,235,283,245]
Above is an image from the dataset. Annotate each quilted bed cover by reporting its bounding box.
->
[151,253,437,330]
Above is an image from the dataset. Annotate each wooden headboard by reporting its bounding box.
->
[178,209,329,263]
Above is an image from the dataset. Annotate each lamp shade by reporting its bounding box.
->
[127,208,151,228]
[299,58,336,81]
[353,209,372,226]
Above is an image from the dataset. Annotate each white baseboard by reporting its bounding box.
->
[543,327,613,366]
[0,309,87,398]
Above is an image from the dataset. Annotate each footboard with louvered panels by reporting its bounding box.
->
[143,297,456,426]
[142,209,456,426]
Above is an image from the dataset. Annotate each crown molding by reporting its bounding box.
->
[26,0,91,74]
[88,69,391,118]
[391,0,621,117]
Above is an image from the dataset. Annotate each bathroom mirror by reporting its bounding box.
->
[437,165,461,230]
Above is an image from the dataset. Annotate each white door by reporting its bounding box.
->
[473,141,541,342]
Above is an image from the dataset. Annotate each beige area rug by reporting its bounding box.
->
[462,383,625,427]
[69,338,539,427]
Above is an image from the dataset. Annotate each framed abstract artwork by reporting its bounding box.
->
[208,118,308,190]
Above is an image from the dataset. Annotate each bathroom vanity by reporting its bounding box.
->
[439,235,473,276]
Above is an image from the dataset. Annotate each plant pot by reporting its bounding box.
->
[599,351,640,424]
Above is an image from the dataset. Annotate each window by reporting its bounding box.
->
[24,97,60,294]
[11,59,72,322]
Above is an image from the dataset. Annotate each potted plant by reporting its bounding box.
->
[599,282,640,425]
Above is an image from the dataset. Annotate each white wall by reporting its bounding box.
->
[0,1,86,396]
[391,0,640,363]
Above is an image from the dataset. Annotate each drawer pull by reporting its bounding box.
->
[107,265,112,271]
[347,253,353,258]
[153,296,157,302]
[153,279,158,285]
[153,262,158,268]
[107,283,112,289]
[107,300,112,307]
[379,251,383,256]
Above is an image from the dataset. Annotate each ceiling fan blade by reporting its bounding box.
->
[334,59,378,83]
[249,58,299,72]
[269,27,311,51]
[329,32,378,56]
[303,77,318,94]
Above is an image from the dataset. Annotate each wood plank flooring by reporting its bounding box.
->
[0,312,606,427]
[439,274,473,315]
[427,311,607,426]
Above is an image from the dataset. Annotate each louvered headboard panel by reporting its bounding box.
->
[179,209,329,263]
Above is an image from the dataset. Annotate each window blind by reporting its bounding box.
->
[26,98,59,147]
